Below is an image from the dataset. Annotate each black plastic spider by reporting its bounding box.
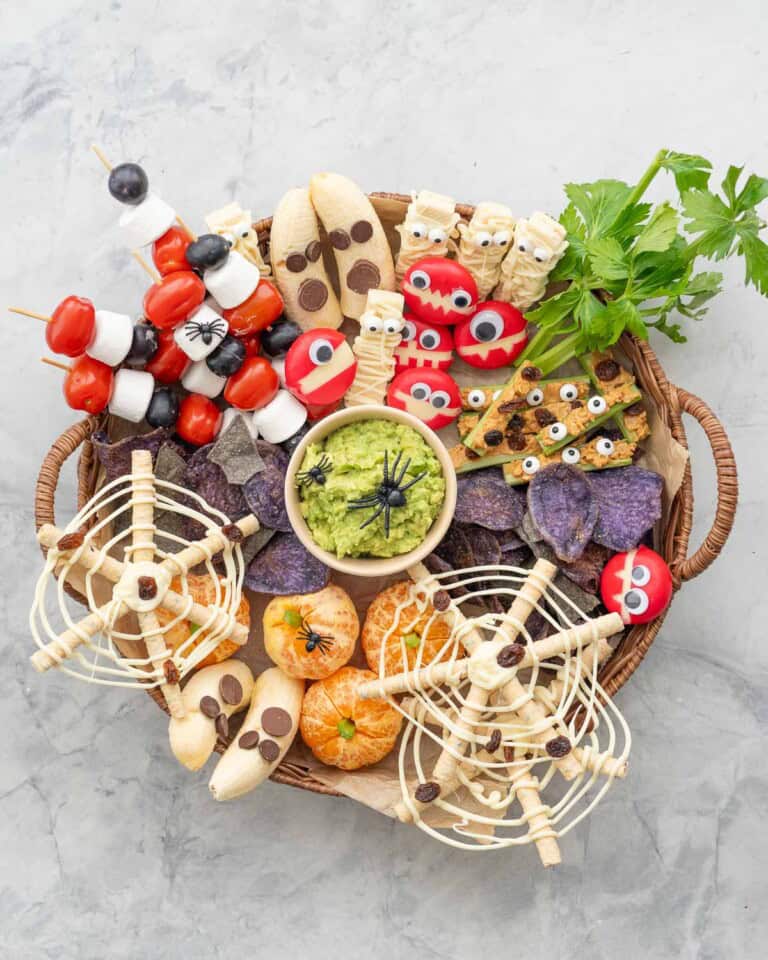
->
[297,616,335,655]
[184,315,228,345]
[347,449,427,538]
[296,454,333,488]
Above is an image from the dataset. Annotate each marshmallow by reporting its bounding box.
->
[118,193,176,248]
[109,368,154,423]
[86,310,134,366]
[173,304,229,361]
[221,407,259,438]
[181,359,226,399]
[251,389,307,444]
[271,356,287,386]
[203,251,260,308]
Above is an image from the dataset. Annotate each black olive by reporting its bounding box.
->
[125,323,159,366]
[145,387,179,428]
[281,422,310,457]
[261,318,302,357]
[206,335,246,376]
[108,163,149,205]
[185,234,231,271]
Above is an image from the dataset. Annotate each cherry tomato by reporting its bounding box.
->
[46,296,96,357]
[152,226,192,277]
[223,356,279,411]
[63,355,114,413]
[144,329,190,383]
[241,332,262,357]
[143,270,205,331]
[176,394,222,446]
[223,279,284,336]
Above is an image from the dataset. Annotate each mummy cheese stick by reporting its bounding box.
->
[270,187,343,331]
[456,201,516,299]
[394,190,461,283]
[345,290,405,407]
[494,212,568,311]
[205,201,271,276]
[309,172,396,320]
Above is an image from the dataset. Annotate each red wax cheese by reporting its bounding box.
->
[47,296,96,357]
[284,328,357,406]
[152,226,192,276]
[394,317,454,373]
[386,367,462,430]
[401,256,478,326]
[454,302,527,369]
[600,545,672,625]
[63,355,114,413]
[143,271,205,330]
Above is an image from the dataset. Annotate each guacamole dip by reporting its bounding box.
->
[298,419,445,558]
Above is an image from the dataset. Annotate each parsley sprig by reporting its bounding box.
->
[516,149,768,373]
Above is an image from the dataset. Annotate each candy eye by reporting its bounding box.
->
[410,221,428,239]
[596,437,615,456]
[559,383,578,402]
[431,390,451,409]
[419,329,439,350]
[631,564,651,587]
[401,320,416,342]
[547,422,567,441]
[533,247,550,263]
[522,456,540,476]
[309,338,334,365]
[451,289,473,309]
[526,388,544,406]
[517,240,528,253]
[364,317,383,333]
[469,309,504,343]
[410,381,432,401]
[240,230,250,239]
[623,588,649,616]
[562,447,581,465]
[475,231,493,248]
[410,270,431,290]
[428,227,447,244]
[587,396,607,415]
[222,231,236,245]
[384,319,401,334]
[467,389,486,409]
[493,230,511,247]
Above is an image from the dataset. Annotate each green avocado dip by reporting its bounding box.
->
[298,419,445,558]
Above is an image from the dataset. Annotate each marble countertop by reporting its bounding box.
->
[1,1,766,957]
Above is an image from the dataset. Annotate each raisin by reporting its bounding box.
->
[137,576,158,600]
[545,735,572,758]
[414,781,440,803]
[505,431,527,451]
[433,590,451,612]
[484,429,504,447]
[570,399,583,410]
[497,643,525,667]
[499,399,526,414]
[486,729,502,753]
[594,359,620,381]
[221,523,244,543]
[520,365,542,381]
[534,407,557,427]
[56,531,85,551]
[625,402,645,417]
[163,659,180,684]
[507,413,525,430]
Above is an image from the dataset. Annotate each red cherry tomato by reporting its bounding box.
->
[241,332,262,357]
[600,545,673,625]
[176,394,223,446]
[145,329,190,383]
[143,271,205,331]
[152,226,192,277]
[223,356,279,411]
[402,256,478,326]
[46,296,96,357]
[63,355,114,413]
[223,279,284,335]
[454,302,527,369]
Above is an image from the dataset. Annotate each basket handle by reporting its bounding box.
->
[34,417,98,532]
[673,387,738,582]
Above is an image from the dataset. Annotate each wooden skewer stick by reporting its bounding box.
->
[9,307,50,322]
[132,250,161,282]
[174,213,197,241]
[41,357,69,372]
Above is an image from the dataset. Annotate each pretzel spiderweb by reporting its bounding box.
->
[358,559,631,862]
[30,449,259,717]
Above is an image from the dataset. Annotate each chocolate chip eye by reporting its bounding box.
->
[493,230,511,247]
[410,270,431,290]
[469,309,503,343]
[526,388,544,406]
[410,381,432,401]
[401,320,416,342]
[559,383,578,402]
[410,221,427,239]
[428,227,447,243]
[309,338,334,365]
[451,289,472,309]
[623,588,649,615]
[522,456,540,476]
[431,389,451,409]
[475,230,493,248]
[596,437,615,456]
[286,252,308,273]
[467,389,486,409]
[547,422,567,441]
[631,564,651,586]
[562,446,581,465]
[588,396,607,415]
[419,329,439,350]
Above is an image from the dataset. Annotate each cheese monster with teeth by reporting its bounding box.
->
[494,212,568,311]
[346,290,406,407]
[394,189,461,283]
[205,202,271,276]
[456,201,516,299]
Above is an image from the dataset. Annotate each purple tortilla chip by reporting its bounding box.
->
[501,545,531,569]
[455,468,526,531]
[460,525,502,567]
[92,427,171,484]
[242,442,290,532]
[182,445,249,540]
[434,523,475,570]
[588,466,663,551]
[244,533,329,595]
[492,529,526,553]
[527,464,598,562]
[531,539,611,594]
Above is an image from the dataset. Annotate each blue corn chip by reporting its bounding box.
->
[588,466,663,551]
[243,441,291,532]
[92,427,172,484]
[454,468,526,531]
[244,533,329,595]
[527,464,598,562]
[181,445,250,542]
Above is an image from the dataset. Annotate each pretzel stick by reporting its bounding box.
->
[159,514,260,578]
[509,746,561,867]
[30,601,124,672]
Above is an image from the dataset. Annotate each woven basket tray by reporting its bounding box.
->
[33,193,738,797]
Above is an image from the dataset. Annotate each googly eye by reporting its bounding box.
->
[467,389,487,409]
[364,317,383,333]
[419,329,439,350]
[451,289,473,310]
[308,338,334,365]
[410,221,427,239]
[222,231,236,245]
[240,230,250,239]
[631,564,651,587]
[493,230,511,247]
[595,437,615,456]
[384,319,401,334]
[410,381,432,401]
[526,388,544,406]
[562,447,581,465]
[517,240,528,253]
[431,390,451,409]
[475,231,493,248]
[623,588,649,616]
[428,227,447,244]
[522,456,540,476]
[401,320,416,342]
[547,422,567,441]
[410,270,431,290]
[559,383,579,402]
[533,247,550,263]
[587,396,608,415]
[469,309,504,343]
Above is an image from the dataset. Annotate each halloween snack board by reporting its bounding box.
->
[21,148,752,862]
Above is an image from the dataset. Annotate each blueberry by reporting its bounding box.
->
[261,318,302,357]
[185,234,231,271]
[125,323,159,366]
[281,422,311,457]
[108,163,149,205]
[206,335,246,377]
[145,387,179,428]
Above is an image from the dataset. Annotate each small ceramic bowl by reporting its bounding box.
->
[284,404,457,578]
